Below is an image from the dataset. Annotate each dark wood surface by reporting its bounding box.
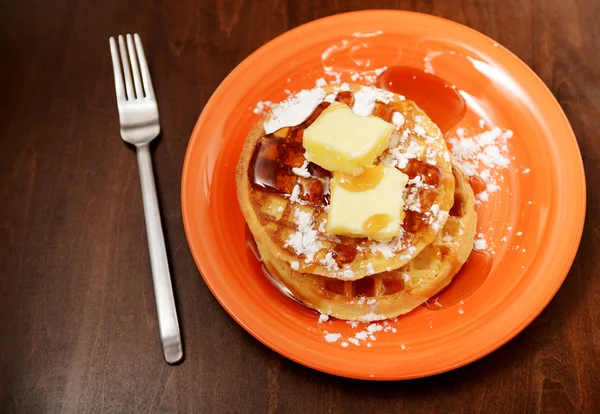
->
[1,0,598,412]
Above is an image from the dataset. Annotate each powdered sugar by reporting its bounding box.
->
[473,233,488,250]
[324,332,342,343]
[264,88,327,134]
[262,84,399,135]
[321,319,399,348]
[369,242,395,259]
[253,100,273,115]
[392,112,405,127]
[289,184,302,204]
[385,135,424,170]
[442,235,454,243]
[335,268,355,280]
[285,209,322,262]
[315,77,327,87]
[320,252,339,271]
[292,160,311,178]
[352,86,396,117]
[449,126,513,204]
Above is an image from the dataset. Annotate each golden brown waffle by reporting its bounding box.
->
[257,162,477,322]
[236,84,455,280]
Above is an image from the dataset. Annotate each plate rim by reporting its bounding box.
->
[181,9,586,380]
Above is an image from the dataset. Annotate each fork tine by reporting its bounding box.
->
[126,34,144,98]
[118,35,135,100]
[109,37,125,102]
[133,34,155,99]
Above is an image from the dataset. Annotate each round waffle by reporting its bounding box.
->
[236,84,455,280]
[257,162,477,321]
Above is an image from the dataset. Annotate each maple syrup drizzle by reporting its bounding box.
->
[469,175,487,195]
[249,102,332,202]
[335,91,355,106]
[363,214,394,235]
[337,166,386,192]
[332,243,358,266]
[378,66,467,133]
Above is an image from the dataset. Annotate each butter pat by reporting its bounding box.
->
[327,166,409,241]
[303,102,394,174]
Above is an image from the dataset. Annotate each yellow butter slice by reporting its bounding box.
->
[303,103,394,174]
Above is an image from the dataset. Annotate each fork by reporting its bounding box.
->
[109,34,183,364]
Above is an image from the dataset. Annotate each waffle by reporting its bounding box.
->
[257,162,477,322]
[236,84,455,280]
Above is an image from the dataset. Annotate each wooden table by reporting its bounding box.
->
[1,0,597,412]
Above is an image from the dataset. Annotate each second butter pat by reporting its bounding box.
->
[327,165,409,241]
[302,102,394,174]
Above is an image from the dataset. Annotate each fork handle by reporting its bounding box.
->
[136,144,183,364]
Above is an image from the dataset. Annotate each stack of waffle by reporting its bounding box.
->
[237,84,476,322]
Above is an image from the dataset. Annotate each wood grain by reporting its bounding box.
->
[0,0,598,412]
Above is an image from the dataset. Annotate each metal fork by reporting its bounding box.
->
[109,34,183,364]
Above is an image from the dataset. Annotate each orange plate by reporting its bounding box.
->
[181,11,585,379]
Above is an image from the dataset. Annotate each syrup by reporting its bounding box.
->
[363,214,394,235]
[378,66,467,133]
[332,243,358,266]
[335,91,355,106]
[354,277,374,297]
[423,250,493,310]
[403,158,441,186]
[337,166,385,191]
[400,158,445,233]
[381,275,405,295]
[249,102,332,202]
[469,175,487,195]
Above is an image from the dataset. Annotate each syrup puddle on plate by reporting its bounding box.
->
[378,66,466,133]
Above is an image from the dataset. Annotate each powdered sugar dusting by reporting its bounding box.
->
[292,160,311,178]
[253,101,273,115]
[284,209,322,262]
[352,86,396,116]
[264,88,326,134]
[473,233,488,250]
[320,252,339,271]
[369,242,395,259]
[324,332,342,343]
[449,126,513,201]
[321,319,402,348]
